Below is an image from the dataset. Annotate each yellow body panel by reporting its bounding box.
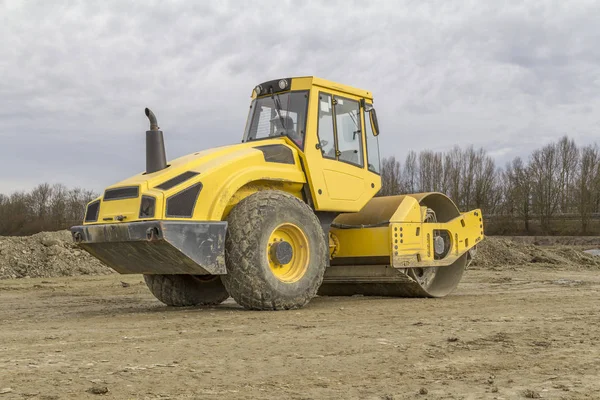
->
[390,209,482,268]
[330,193,484,268]
[86,138,306,224]
[330,227,390,258]
[300,84,381,212]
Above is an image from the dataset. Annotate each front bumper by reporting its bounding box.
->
[71,221,227,275]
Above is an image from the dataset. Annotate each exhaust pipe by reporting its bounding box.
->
[145,108,167,174]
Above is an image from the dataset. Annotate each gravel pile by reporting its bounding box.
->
[1,231,598,280]
[0,230,113,279]
[472,237,600,269]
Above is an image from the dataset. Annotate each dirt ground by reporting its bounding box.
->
[1,262,599,400]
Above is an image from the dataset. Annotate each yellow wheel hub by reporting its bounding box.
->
[267,223,310,283]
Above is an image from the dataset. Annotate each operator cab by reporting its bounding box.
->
[243,76,383,212]
[243,78,308,148]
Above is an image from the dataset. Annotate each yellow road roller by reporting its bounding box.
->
[71,76,484,310]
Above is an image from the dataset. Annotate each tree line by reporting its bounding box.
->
[379,136,600,235]
[1,135,599,236]
[0,183,97,236]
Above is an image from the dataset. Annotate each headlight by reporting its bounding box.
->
[254,85,263,96]
[278,79,288,90]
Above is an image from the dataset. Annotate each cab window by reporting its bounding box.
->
[334,96,363,167]
[317,93,336,159]
[244,91,308,148]
[364,108,381,174]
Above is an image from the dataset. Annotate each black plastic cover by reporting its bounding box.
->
[104,186,139,201]
[155,171,200,190]
[139,195,156,218]
[84,200,100,222]
[255,144,295,164]
[166,183,202,218]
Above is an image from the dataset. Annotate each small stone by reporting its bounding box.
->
[0,388,13,394]
[523,389,541,398]
[447,337,459,342]
[419,387,428,395]
[87,386,109,395]
[40,236,62,247]
[491,386,498,393]
[120,281,130,288]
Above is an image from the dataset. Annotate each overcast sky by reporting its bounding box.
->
[1,0,599,194]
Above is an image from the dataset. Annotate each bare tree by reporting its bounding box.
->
[575,145,599,233]
[443,147,462,207]
[402,151,418,193]
[379,157,403,196]
[503,157,532,232]
[556,136,579,213]
[530,143,561,232]
[29,183,53,220]
[472,148,500,212]
[0,184,98,236]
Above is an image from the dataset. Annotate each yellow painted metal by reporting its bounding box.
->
[301,85,381,212]
[84,76,384,225]
[267,223,310,283]
[329,192,484,268]
[328,232,340,258]
[390,209,483,268]
[330,227,390,258]
[251,76,373,101]
[85,138,306,224]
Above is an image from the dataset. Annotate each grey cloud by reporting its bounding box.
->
[1,0,600,193]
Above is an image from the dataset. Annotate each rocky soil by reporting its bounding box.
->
[1,233,600,398]
[0,230,113,280]
[1,265,599,399]
[471,236,600,270]
[1,231,600,280]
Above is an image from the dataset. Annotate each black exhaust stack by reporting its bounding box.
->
[145,108,167,174]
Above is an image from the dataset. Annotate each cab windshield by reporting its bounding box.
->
[244,91,309,148]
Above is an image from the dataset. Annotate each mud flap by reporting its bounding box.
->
[70,221,227,275]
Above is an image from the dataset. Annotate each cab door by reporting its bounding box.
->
[302,90,381,212]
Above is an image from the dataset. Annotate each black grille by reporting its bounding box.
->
[85,201,100,222]
[155,171,199,190]
[139,196,156,219]
[166,183,202,218]
[104,186,139,201]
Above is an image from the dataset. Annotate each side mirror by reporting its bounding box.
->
[369,108,380,136]
[361,99,380,136]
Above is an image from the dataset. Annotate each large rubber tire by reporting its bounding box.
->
[144,274,229,307]
[221,190,328,310]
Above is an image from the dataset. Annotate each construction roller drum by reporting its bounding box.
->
[318,192,481,298]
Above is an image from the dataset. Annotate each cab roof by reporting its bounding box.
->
[253,76,373,100]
